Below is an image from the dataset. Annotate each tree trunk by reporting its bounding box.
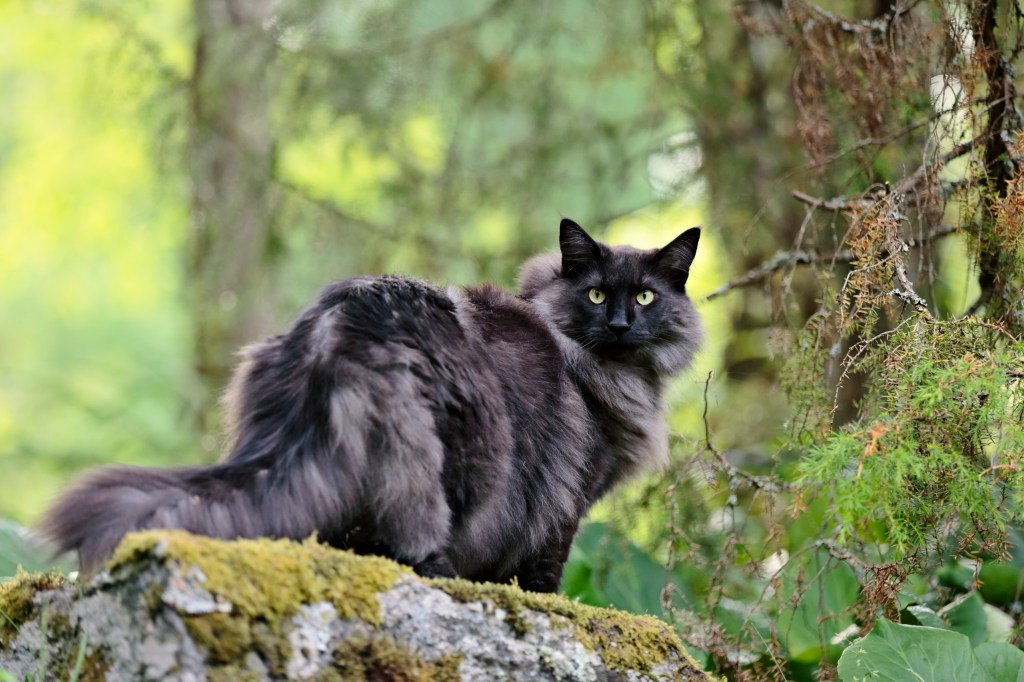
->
[689,0,810,381]
[189,0,279,450]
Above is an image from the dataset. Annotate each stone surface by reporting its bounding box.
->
[0,531,711,681]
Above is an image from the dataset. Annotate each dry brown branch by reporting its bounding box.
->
[706,249,850,301]
[791,190,865,212]
[706,224,957,302]
[879,195,931,315]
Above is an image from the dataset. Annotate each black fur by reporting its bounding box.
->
[41,219,703,592]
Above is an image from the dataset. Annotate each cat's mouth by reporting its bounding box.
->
[594,334,647,358]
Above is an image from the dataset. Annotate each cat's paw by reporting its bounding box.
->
[412,551,458,579]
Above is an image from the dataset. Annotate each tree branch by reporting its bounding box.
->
[705,225,957,302]
[705,249,850,301]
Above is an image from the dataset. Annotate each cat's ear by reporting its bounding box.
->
[559,218,602,277]
[654,227,700,288]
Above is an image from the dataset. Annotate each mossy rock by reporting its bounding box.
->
[0,531,711,680]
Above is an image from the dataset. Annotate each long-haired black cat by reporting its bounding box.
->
[42,219,702,592]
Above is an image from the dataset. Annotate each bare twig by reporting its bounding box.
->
[690,372,794,494]
[791,190,867,212]
[706,249,851,301]
[705,224,958,302]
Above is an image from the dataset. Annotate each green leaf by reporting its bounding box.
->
[980,562,1024,606]
[0,520,70,577]
[777,548,861,663]
[983,604,1015,644]
[838,620,995,682]
[975,642,1024,682]
[946,592,990,647]
[559,522,669,616]
[904,605,949,630]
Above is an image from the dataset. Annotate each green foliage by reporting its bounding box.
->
[796,320,1024,559]
[837,620,1003,682]
[775,549,861,664]
[561,522,682,617]
[0,0,195,521]
[838,607,1021,682]
[0,522,71,579]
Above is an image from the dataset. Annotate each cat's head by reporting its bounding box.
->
[519,219,703,373]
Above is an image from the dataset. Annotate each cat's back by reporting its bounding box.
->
[314,275,461,348]
[311,277,559,376]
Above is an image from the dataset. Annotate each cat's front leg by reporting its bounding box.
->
[412,550,458,579]
[515,517,579,593]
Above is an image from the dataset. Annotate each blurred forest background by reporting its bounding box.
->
[2,0,1024,679]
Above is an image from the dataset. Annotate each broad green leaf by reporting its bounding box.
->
[838,620,994,682]
[975,642,1024,682]
[777,548,860,663]
[0,520,71,578]
[904,605,948,630]
[937,561,975,591]
[946,592,989,647]
[984,604,1015,644]
[898,574,932,609]
[560,523,668,616]
[980,562,1024,606]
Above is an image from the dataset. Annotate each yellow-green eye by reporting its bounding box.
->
[588,288,606,304]
[636,290,655,305]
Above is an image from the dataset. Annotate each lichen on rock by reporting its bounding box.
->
[0,531,711,681]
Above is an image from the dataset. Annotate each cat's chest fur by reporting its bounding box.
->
[443,285,669,578]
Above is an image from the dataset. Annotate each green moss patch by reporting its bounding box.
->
[184,613,253,663]
[330,634,462,682]
[110,531,410,626]
[0,569,67,646]
[206,663,265,682]
[435,577,695,674]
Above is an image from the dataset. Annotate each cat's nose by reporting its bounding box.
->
[608,322,631,337]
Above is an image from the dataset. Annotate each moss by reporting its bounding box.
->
[4,533,696,678]
[250,621,289,677]
[142,582,166,616]
[107,532,416,675]
[0,569,67,647]
[207,663,264,682]
[330,634,463,681]
[73,648,110,682]
[184,613,252,663]
[110,531,410,626]
[435,577,698,674]
[432,578,536,636]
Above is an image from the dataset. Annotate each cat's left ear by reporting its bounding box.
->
[654,227,700,288]
[560,218,602,277]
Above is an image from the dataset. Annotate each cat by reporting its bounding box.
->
[41,219,702,593]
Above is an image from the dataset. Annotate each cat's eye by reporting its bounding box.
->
[636,290,655,306]
[588,288,606,304]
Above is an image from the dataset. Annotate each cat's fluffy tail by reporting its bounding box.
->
[39,459,340,572]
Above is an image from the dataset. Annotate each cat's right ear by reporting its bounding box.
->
[559,218,602,277]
